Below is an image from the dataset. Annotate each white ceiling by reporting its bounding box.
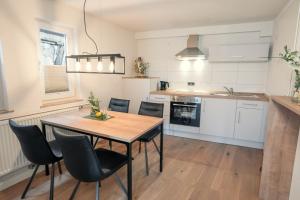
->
[63,0,289,32]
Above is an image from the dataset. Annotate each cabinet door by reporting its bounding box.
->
[200,98,236,138]
[235,108,263,142]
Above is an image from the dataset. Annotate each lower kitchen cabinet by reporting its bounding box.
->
[148,94,171,134]
[234,101,266,142]
[200,98,237,138]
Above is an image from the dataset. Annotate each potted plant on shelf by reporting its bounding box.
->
[134,57,149,77]
[280,46,300,103]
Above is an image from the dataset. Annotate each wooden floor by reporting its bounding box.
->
[0,136,263,200]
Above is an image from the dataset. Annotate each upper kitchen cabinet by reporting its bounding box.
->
[200,98,237,138]
[209,43,270,62]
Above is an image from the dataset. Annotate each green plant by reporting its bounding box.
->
[134,57,149,75]
[88,92,100,116]
[280,46,300,92]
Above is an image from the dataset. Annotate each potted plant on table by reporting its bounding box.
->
[87,92,110,120]
[280,46,300,103]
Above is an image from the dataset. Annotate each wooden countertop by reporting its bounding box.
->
[271,96,300,116]
[150,90,269,102]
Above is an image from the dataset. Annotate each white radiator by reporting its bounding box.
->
[0,107,79,177]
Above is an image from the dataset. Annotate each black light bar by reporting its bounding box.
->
[66,54,125,74]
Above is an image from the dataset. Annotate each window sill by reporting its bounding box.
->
[41,98,84,108]
[0,110,14,115]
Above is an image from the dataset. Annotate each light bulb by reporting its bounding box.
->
[75,61,81,71]
[109,61,114,72]
[97,61,103,71]
[86,59,91,71]
[109,57,115,72]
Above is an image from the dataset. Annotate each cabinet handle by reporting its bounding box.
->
[243,103,258,107]
[202,100,206,113]
[238,111,241,124]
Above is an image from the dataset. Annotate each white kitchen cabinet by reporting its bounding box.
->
[122,77,159,114]
[200,98,237,138]
[234,100,266,142]
[209,43,270,62]
[149,94,171,132]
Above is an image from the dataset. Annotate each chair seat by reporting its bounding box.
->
[139,127,161,142]
[49,140,63,158]
[95,148,128,179]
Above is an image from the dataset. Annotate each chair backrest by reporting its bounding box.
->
[8,120,56,165]
[138,102,164,118]
[53,129,102,182]
[109,98,130,113]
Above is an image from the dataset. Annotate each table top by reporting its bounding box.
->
[41,110,163,143]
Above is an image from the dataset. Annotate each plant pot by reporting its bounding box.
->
[291,91,300,103]
[136,73,147,78]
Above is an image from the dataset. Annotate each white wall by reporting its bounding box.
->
[267,0,300,95]
[137,24,272,93]
[0,0,136,117]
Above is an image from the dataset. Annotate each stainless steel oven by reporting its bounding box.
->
[170,96,201,127]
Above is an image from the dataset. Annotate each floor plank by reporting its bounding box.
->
[0,136,263,200]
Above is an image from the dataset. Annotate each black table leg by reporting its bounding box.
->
[160,123,164,172]
[42,123,50,176]
[127,143,132,200]
[90,136,94,146]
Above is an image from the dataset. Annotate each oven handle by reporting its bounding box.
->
[172,103,198,108]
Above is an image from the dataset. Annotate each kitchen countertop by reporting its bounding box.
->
[150,89,269,102]
[271,96,300,116]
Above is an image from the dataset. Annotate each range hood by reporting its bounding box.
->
[175,35,206,61]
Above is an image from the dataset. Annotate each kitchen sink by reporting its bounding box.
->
[210,92,231,97]
[210,92,260,98]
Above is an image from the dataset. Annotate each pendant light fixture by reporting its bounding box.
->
[66,0,125,74]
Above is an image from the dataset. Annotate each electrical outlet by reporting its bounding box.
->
[187,82,195,86]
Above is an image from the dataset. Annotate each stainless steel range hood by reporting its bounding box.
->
[175,35,205,61]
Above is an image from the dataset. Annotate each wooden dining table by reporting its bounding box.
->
[40,109,164,200]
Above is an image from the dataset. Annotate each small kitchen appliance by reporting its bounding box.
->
[160,81,169,90]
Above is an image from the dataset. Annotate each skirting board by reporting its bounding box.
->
[0,165,45,191]
[169,130,264,149]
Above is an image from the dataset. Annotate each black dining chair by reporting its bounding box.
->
[104,98,130,149]
[138,102,164,176]
[53,129,128,200]
[9,120,63,200]
[109,98,130,113]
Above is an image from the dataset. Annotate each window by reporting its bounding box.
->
[0,43,8,111]
[38,23,77,101]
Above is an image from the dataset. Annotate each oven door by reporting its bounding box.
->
[170,102,200,127]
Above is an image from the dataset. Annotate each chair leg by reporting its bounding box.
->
[69,181,80,200]
[139,141,142,153]
[21,164,39,199]
[57,161,62,175]
[113,174,128,196]
[109,140,112,150]
[49,164,55,200]
[152,139,160,155]
[96,181,100,200]
[144,142,149,176]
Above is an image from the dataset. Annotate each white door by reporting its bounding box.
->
[234,108,263,142]
[200,98,236,138]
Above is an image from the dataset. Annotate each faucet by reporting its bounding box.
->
[224,87,234,95]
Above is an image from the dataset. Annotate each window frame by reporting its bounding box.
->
[0,41,8,111]
[38,21,78,101]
